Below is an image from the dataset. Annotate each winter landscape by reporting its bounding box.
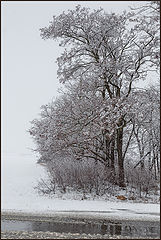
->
[2,1,160,239]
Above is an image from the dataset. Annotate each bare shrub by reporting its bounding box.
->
[35,178,56,195]
[36,157,117,197]
[125,163,158,197]
[35,157,159,201]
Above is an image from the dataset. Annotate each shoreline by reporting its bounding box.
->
[2,209,160,222]
[2,210,160,239]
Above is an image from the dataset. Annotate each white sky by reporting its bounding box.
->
[2,1,154,156]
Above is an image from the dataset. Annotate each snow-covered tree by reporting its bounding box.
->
[131,86,160,176]
[130,1,160,68]
[39,5,159,186]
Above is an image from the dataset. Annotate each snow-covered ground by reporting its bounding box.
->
[2,153,160,221]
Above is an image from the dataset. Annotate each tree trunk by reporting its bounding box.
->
[140,152,145,170]
[156,151,160,174]
[105,139,110,167]
[110,134,116,184]
[117,122,125,187]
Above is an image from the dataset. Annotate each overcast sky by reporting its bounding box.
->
[2,1,153,156]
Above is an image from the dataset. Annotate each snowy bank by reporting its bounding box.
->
[2,153,160,222]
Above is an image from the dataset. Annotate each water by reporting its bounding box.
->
[1,219,160,238]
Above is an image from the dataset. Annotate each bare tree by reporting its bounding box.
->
[39,6,158,186]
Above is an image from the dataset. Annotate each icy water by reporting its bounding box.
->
[1,219,160,238]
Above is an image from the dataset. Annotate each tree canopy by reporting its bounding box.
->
[30,2,160,191]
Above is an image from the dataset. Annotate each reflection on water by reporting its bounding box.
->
[1,219,160,238]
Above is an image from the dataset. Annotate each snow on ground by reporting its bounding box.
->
[2,153,160,221]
